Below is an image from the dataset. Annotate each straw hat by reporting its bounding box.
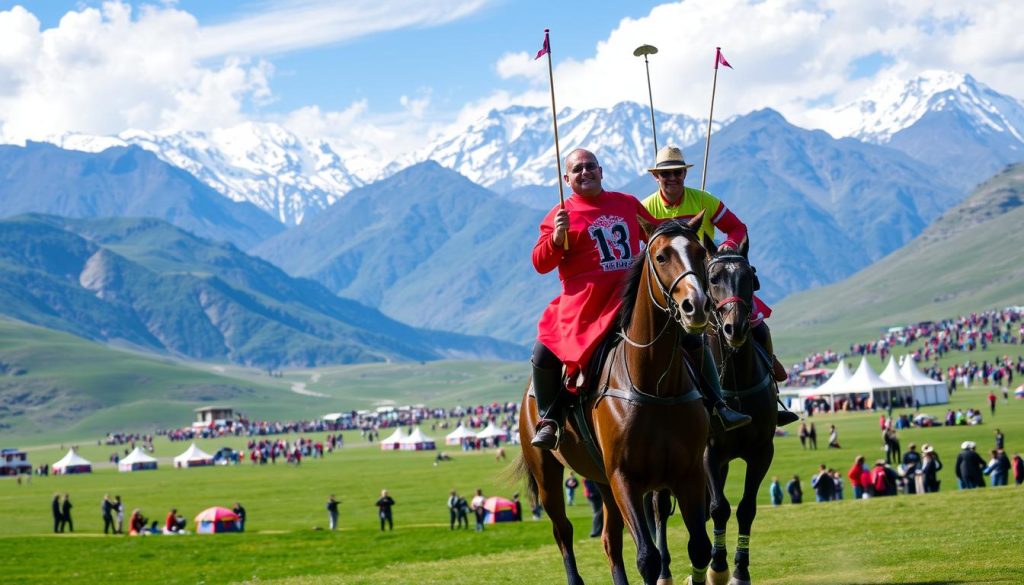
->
[647,146,695,172]
[922,444,934,454]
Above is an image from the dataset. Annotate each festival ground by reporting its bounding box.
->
[1,388,1022,584]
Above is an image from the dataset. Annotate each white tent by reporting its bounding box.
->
[445,424,477,446]
[400,427,436,451]
[118,447,158,472]
[53,449,92,475]
[475,422,509,442]
[900,356,950,405]
[379,427,407,451]
[780,361,852,412]
[845,357,890,394]
[173,443,214,468]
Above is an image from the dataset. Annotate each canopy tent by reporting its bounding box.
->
[482,496,520,523]
[322,413,345,422]
[195,506,241,534]
[52,449,92,475]
[173,443,214,468]
[400,427,436,451]
[475,422,510,445]
[379,427,407,451]
[444,424,477,445]
[899,357,950,405]
[118,447,158,472]
[779,361,851,412]
[879,356,914,403]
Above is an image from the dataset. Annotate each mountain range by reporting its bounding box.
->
[1,69,1023,353]
[0,214,525,367]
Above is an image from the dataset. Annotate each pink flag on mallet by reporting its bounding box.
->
[535,30,551,60]
[715,47,733,70]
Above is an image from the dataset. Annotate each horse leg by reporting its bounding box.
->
[597,483,630,585]
[609,473,661,585]
[673,472,712,585]
[730,448,773,585]
[705,450,731,585]
[651,489,675,585]
[526,447,586,585]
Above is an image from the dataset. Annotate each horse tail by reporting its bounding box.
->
[507,453,538,502]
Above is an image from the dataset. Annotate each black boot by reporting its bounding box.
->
[531,362,566,450]
[693,346,752,432]
[777,410,800,426]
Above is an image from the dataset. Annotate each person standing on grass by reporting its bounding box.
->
[52,493,62,533]
[376,490,395,531]
[102,494,115,534]
[61,494,73,533]
[457,494,470,528]
[786,475,803,504]
[447,490,459,530]
[956,441,986,489]
[1012,452,1024,486]
[921,444,943,493]
[232,502,246,532]
[848,456,868,499]
[564,472,579,506]
[995,428,1004,450]
[808,423,818,450]
[811,464,834,502]
[769,477,783,506]
[115,495,124,534]
[326,495,339,531]
[798,422,808,450]
[988,390,996,416]
[903,444,922,494]
[470,489,486,532]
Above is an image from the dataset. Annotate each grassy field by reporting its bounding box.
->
[2,387,1022,584]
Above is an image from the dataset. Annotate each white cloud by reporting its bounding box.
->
[0,2,271,141]
[195,0,493,58]
[457,0,1024,137]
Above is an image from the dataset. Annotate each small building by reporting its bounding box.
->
[192,406,235,429]
[1,448,31,476]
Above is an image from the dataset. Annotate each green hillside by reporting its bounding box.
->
[0,318,527,441]
[772,162,1024,360]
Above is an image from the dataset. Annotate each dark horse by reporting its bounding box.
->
[702,236,780,585]
[519,216,713,585]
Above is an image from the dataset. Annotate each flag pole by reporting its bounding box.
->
[700,47,724,191]
[539,29,568,250]
[633,44,660,158]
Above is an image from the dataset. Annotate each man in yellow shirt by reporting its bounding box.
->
[642,146,798,426]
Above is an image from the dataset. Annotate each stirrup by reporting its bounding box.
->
[531,420,561,450]
[777,410,800,427]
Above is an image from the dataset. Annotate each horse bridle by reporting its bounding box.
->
[619,229,705,349]
[706,253,755,384]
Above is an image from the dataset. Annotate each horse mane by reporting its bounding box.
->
[617,219,698,332]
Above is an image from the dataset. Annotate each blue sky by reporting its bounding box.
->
[0,1,1020,160]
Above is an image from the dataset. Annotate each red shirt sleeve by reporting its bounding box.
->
[632,196,662,243]
[532,206,563,274]
[711,202,747,250]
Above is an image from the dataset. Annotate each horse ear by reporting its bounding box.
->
[637,215,657,240]
[686,210,705,232]
[703,233,718,256]
[739,235,750,258]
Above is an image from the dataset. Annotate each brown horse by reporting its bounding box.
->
[701,237,780,585]
[519,216,713,585]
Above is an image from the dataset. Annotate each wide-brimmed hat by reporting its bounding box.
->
[922,444,934,454]
[961,441,975,450]
[648,146,695,172]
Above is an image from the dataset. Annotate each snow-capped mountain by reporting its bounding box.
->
[391,102,715,192]
[823,71,1024,190]
[54,122,367,226]
[827,70,1024,145]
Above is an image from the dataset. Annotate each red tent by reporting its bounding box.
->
[482,496,519,523]
[195,507,241,534]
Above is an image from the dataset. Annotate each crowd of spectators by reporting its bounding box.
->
[786,306,1024,387]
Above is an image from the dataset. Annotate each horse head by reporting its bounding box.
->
[636,212,711,334]
[704,234,755,348]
